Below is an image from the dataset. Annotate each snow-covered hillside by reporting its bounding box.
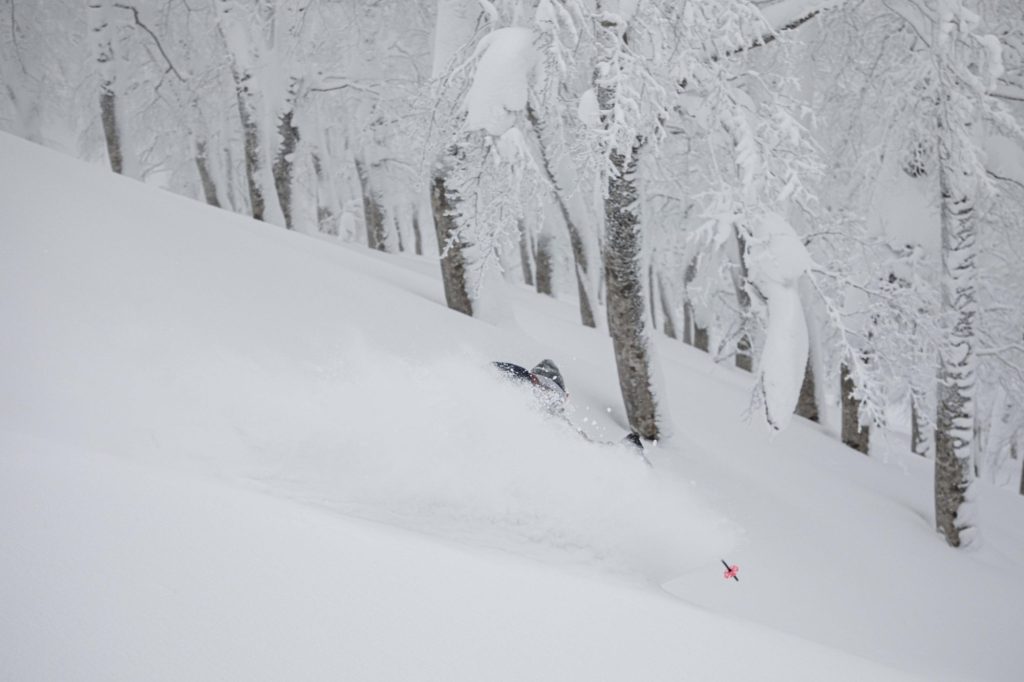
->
[1,133,1022,680]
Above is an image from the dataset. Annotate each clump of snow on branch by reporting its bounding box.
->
[463,27,539,137]
[746,212,814,430]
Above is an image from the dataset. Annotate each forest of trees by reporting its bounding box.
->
[3,0,1024,547]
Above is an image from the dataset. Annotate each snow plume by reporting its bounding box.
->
[746,213,815,431]
[243,349,735,580]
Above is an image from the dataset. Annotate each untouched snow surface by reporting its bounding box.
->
[1,133,1023,680]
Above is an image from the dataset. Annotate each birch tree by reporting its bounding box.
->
[87,0,128,175]
[428,0,480,316]
[215,0,285,226]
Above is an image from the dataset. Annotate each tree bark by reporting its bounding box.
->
[796,358,819,422]
[356,158,388,251]
[694,324,710,353]
[534,232,554,296]
[732,226,754,372]
[222,145,240,213]
[430,153,473,316]
[1018,440,1023,496]
[308,101,340,236]
[648,265,658,330]
[933,124,979,548]
[311,151,337,235]
[215,0,284,225]
[683,302,693,345]
[194,139,221,208]
[518,219,535,286]
[682,256,706,349]
[911,391,932,457]
[657,272,677,339]
[236,85,265,220]
[603,138,662,439]
[87,0,125,175]
[395,216,406,252]
[412,213,424,255]
[273,77,302,230]
[841,363,869,454]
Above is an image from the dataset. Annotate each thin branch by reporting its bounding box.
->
[728,11,820,57]
[978,343,1024,357]
[987,169,1024,192]
[309,75,380,95]
[992,83,1024,103]
[707,0,850,64]
[982,352,1024,385]
[114,2,186,82]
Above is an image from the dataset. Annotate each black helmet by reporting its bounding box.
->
[531,359,565,393]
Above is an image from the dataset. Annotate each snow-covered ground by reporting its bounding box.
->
[1,132,1021,680]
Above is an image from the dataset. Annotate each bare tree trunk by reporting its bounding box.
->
[272,77,302,230]
[429,0,479,314]
[841,363,870,454]
[729,227,754,371]
[87,0,125,175]
[526,104,597,328]
[534,232,554,296]
[796,358,819,422]
[394,216,405,252]
[194,139,221,208]
[222,145,240,212]
[311,151,337,235]
[233,80,267,221]
[603,138,662,439]
[657,272,677,339]
[430,152,473,316]
[308,101,340,236]
[412,213,424,255]
[694,324,710,352]
[934,125,979,548]
[518,219,535,286]
[736,335,753,371]
[682,256,700,347]
[98,90,124,174]
[1018,439,1023,496]
[237,93,264,219]
[594,8,668,439]
[911,391,932,457]
[215,0,284,225]
[355,158,388,251]
[648,264,658,329]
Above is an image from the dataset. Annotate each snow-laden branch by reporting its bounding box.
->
[759,0,848,28]
[308,75,381,96]
[462,27,538,137]
[746,212,815,430]
[719,0,850,59]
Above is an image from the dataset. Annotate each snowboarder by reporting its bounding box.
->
[492,359,648,463]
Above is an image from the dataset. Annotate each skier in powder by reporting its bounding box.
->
[493,359,569,415]
[492,359,648,462]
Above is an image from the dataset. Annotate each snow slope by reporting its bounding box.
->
[1,132,1022,680]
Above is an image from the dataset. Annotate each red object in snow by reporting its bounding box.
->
[721,559,739,581]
